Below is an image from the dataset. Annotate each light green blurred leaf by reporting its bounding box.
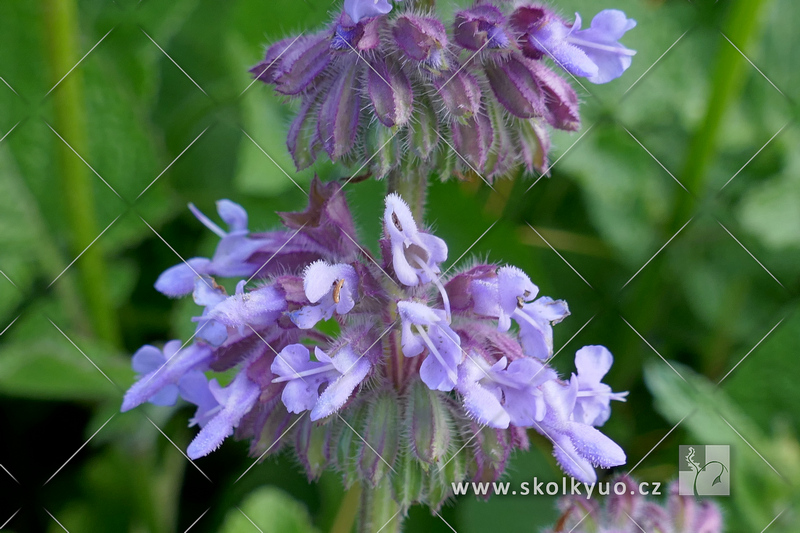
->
[0,333,131,401]
[645,361,797,530]
[219,487,319,533]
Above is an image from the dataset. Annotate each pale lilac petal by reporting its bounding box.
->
[345,0,393,24]
[178,370,219,427]
[311,353,371,420]
[567,423,627,468]
[551,431,598,484]
[574,345,613,384]
[216,200,248,233]
[131,345,168,374]
[289,304,329,330]
[187,371,260,459]
[149,384,180,406]
[208,284,286,328]
[154,258,211,297]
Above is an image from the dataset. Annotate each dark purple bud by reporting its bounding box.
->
[452,109,494,171]
[272,34,332,95]
[278,177,360,257]
[368,57,414,127]
[433,69,482,119]
[358,391,399,486]
[407,379,452,464]
[392,14,448,70]
[317,57,361,160]
[287,97,322,170]
[358,17,383,51]
[443,264,497,312]
[409,95,439,160]
[250,37,295,83]
[484,99,515,178]
[508,5,549,60]
[529,62,580,131]
[331,17,383,52]
[454,5,510,51]
[518,119,550,174]
[485,55,545,119]
[295,416,333,480]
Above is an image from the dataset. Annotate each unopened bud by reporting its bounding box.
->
[485,55,545,119]
[408,379,452,464]
[454,5,510,51]
[359,391,400,486]
[318,57,361,160]
[392,14,448,71]
[295,415,333,480]
[368,57,414,128]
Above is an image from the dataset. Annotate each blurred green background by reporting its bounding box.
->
[0,0,798,531]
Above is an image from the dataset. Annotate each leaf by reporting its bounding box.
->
[219,487,319,533]
[0,316,132,401]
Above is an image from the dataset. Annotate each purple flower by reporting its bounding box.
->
[155,200,319,297]
[191,276,228,347]
[516,297,570,359]
[397,301,462,392]
[271,344,371,420]
[458,354,556,429]
[344,0,398,24]
[121,341,212,412]
[570,346,628,427]
[290,261,359,329]
[520,9,636,84]
[207,280,287,333]
[187,369,261,459]
[384,193,448,287]
[454,5,510,51]
[539,380,626,484]
[471,266,538,331]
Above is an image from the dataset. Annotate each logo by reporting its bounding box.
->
[678,445,730,496]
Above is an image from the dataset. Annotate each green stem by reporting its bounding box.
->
[671,0,770,229]
[44,0,120,344]
[357,480,402,533]
[330,484,362,533]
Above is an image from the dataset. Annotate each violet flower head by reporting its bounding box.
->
[518,8,637,84]
[122,184,629,512]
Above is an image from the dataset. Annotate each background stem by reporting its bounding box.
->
[357,481,401,533]
[44,0,120,344]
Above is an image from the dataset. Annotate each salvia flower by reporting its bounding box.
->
[545,476,724,533]
[122,181,628,510]
[250,2,635,181]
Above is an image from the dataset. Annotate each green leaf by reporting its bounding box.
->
[0,319,132,401]
[219,487,319,533]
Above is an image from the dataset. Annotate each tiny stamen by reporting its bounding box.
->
[411,253,451,323]
[332,278,345,304]
[271,363,337,384]
[414,325,458,385]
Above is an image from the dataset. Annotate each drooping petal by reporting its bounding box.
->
[344,0,393,24]
[154,258,211,297]
[310,346,371,420]
[186,370,260,459]
[570,10,636,84]
[208,282,287,329]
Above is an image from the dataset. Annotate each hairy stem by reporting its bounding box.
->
[44,0,120,344]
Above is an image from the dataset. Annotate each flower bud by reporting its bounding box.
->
[365,121,401,177]
[454,5,510,51]
[287,97,322,171]
[433,69,481,119]
[295,415,333,480]
[452,110,494,172]
[607,475,642,527]
[249,37,294,83]
[407,379,452,464]
[408,95,439,160]
[484,100,515,178]
[427,441,468,510]
[529,62,580,131]
[392,14,448,71]
[508,5,549,60]
[271,34,332,95]
[472,424,510,487]
[518,119,550,174]
[359,391,400,486]
[391,451,425,510]
[318,57,361,160]
[368,57,414,128]
[485,55,545,119]
[336,401,368,488]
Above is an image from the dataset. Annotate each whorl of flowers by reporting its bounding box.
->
[546,476,724,533]
[121,178,628,509]
[250,1,635,181]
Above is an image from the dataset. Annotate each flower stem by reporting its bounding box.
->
[330,484,362,533]
[44,0,120,344]
[357,480,401,533]
[671,0,771,228]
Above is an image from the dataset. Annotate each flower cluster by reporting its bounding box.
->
[546,476,724,533]
[121,179,627,509]
[251,1,635,180]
